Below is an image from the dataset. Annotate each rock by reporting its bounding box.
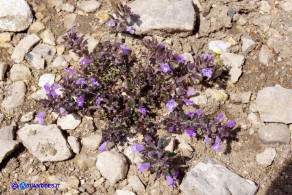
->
[258,123,290,144]
[281,1,292,12]
[25,52,45,69]
[128,175,145,193]
[20,111,34,122]
[247,113,264,129]
[0,0,33,32]
[77,0,101,13]
[57,114,82,130]
[221,52,245,83]
[47,174,79,190]
[256,148,276,167]
[67,136,81,154]
[180,159,258,195]
[182,53,194,63]
[32,44,56,62]
[49,56,69,69]
[242,37,256,52]
[10,64,31,81]
[18,124,72,162]
[0,33,11,43]
[30,89,47,100]
[123,146,144,164]
[0,140,19,164]
[116,190,136,195]
[81,134,103,151]
[164,138,175,152]
[38,74,55,88]
[259,45,273,65]
[178,143,193,157]
[11,34,41,63]
[75,152,97,170]
[129,0,195,36]
[230,91,252,104]
[61,3,75,13]
[209,6,232,33]
[28,21,45,34]
[260,1,271,13]
[1,81,26,110]
[40,29,56,46]
[0,62,8,80]
[0,126,14,140]
[64,13,77,29]
[255,85,292,124]
[96,151,128,184]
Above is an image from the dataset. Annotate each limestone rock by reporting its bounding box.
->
[10,64,31,81]
[57,114,82,130]
[77,0,101,13]
[256,148,276,167]
[258,123,290,144]
[1,81,26,110]
[81,134,103,151]
[221,52,245,83]
[0,140,19,164]
[67,136,81,154]
[0,126,15,140]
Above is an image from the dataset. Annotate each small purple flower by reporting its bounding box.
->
[44,83,51,94]
[204,135,210,145]
[106,19,115,27]
[187,112,195,118]
[175,55,185,63]
[99,51,104,59]
[160,63,171,73]
[147,151,155,157]
[187,88,195,97]
[131,143,145,153]
[80,58,92,66]
[168,126,175,132]
[139,108,147,116]
[183,99,194,106]
[77,96,84,106]
[157,43,164,50]
[60,107,67,116]
[166,99,176,112]
[120,45,130,55]
[36,111,46,125]
[202,54,212,62]
[98,142,107,152]
[166,175,176,186]
[185,129,196,138]
[226,120,235,128]
[76,78,86,85]
[196,109,201,116]
[90,78,100,87]
[65,67,77,74]
[202,68,213,78]
[137,163,150,172]
[216,113,224,120]
[95,97,103,105]
[212,142,221,151]
[125,26,135,34]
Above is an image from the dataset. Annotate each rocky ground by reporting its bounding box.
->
[0,0,292,195]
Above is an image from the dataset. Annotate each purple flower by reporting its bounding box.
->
[187,88,195,97]
[120,45,130,55]
[212,142,221,151]
[139,108,147,116]
[168,126,175,132]
[131,143,145,153]
[202,54,212,62]
[204,135,210,145]
[187,112,195,118]
[80,58,92,66]
[90,78,100,87]
[175,55,185,63]
[166,175,176,186]
[216,113,224,120]
[147,151,155,157]
[202,68,213,78]
[137,163,150,172]
[76,78,86,85]
[157,43,164,50]
[36,111,46,125]
[65,67,77,74]
[98,142,107,152]
[185,129,196,138]
[183,99,193,106]
[226,120,235,128]
[44,83,51,94]
[106,19,115,27]
[77,96,84,106]
[60,107,67,116]
[166,99,176,112]
[196,109,201,116]
[99,51,104,59]
[95,97,103,105]
[125,26,135,34]
[160,63,171,73]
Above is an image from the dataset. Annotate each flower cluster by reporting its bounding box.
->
[37,3,236,187]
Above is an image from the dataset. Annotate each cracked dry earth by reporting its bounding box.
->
[0,0,292,195]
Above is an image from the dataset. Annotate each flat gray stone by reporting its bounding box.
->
[258,123,290,144]
[128,175,145,193]
[256,148,276,167]
[242,37,256,52]
[0,140,19,164]
[1,81,26,110]
[81,134,103,151]
[18,124,72,162]
[25,52,45,70]
[129,0,195,36]
[64,13,76,29]
[57,114,82,130]
[32,44,56,62]
[11,34,40,63]
[10,64,31,81]
[259,45,273,65]
[96,151,128,184]
[0,0,33,32]
[49,56,69,69]
[180,159,258,195]
[20,111,34,122]
[281,1,292,12]
[255,85,292,124]
[0,126,14,140]
[67,136,81,154]
[116,190,136,195]
[40,29,55,46]
[77,0,101,13]
[221,52,245,83]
